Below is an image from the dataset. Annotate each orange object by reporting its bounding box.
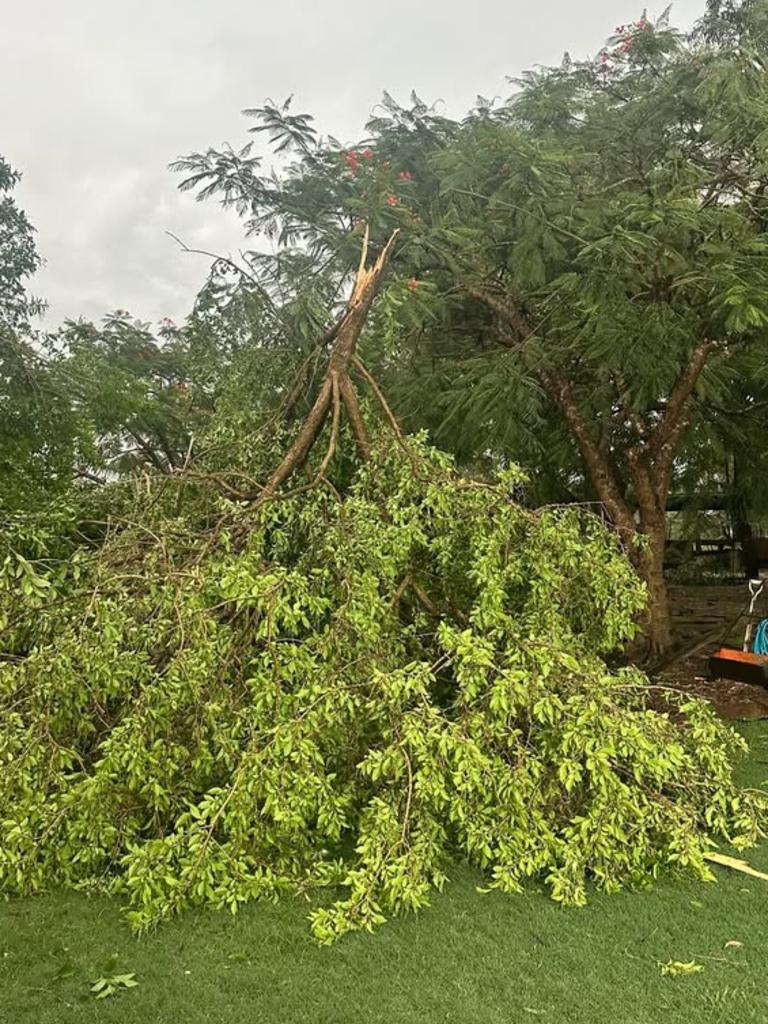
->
[711,647,768,664]
[708,647,768,686]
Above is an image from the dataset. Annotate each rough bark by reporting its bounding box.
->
[641,538,673,654]
[468,282,721,656]
[646,340,722,499]
[625,341,721,653]
[540,370,637,540]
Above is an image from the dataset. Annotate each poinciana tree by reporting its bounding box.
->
[410,3,768,655]
[173,3,768,654]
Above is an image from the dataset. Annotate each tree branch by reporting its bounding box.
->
[257,377,334,502]
[464,283,533,340]
[254,229,398,504]
[166,231,260,287]
[539,370,636,537]
[648,339,722,499]
[339,374,370,461]
[351,356,420,470]
[466,283,636,536]
[125,427,169,474]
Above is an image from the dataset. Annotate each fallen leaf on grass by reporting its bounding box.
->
[90,973,139,999]
[725,941,744,949]
[659,960,704,977]
[704,853,768,881]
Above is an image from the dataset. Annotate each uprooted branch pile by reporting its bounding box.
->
[1,235,765,941]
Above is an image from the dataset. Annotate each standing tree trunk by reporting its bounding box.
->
[732,453,760,578]
[641,541,673,654]
[467,283,721,658]
[544,370,675,657]
[632,484,673,656]
[545,343,720,657]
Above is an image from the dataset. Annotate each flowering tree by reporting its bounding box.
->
[413,6,768,655]
[172,6,768,654]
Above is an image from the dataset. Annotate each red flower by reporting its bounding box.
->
[387,193,399,206]
[398,170,412,181]
[407,278,419,291]
[345,150,359,171]
[600,51,609,64]
[362,148,373,160]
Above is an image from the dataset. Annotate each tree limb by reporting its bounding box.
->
[539,370,636,537]
[648,339,722,499]
[254,229,399,504]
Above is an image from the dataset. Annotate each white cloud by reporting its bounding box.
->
[1,0,706,327]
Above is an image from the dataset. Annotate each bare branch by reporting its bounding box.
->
[166,231,260,287]
[339,374,370,461]
[253,230,399,504]
[314,373,342,481]
[352,357,406,442]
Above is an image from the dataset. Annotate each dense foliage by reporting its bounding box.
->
[2,2,768,942]
[0,158,41,331]
[1,430,766,940]
[0,161,92,510]
[172,2,768,651]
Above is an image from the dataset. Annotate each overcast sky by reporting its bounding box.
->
[2,0,705,328]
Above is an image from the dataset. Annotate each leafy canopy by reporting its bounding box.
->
[0,158,91,511]
[170,6,768,508]
[1,434,765,941]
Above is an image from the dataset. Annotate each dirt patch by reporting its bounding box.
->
[664,673,768,720]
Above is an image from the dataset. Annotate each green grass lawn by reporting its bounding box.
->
[2,723,767,1024]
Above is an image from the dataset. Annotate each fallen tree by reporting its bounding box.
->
[0,235,766,942]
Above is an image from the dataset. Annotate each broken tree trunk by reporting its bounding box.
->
[256,228,399,504]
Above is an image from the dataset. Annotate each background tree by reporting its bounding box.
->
[0,157,42,330]
[0,157,87,511]
[172,6,768,654]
